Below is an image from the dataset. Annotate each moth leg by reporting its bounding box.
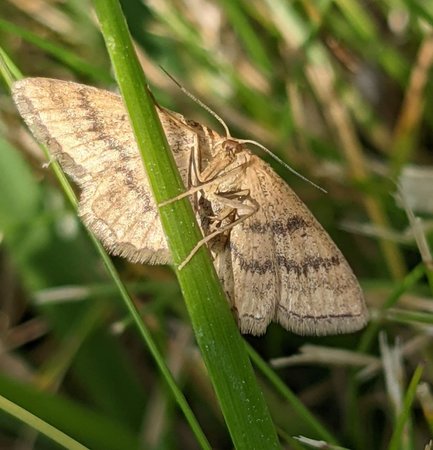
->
[159,110,251,206]
[157,105,213,186]
[159,160,250,207]
[178,192,259,270]
[207,206,236,232]
[205,189,251,228]
[156,112,208,207]
[188,133,201,211]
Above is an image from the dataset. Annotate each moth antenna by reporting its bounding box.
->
[237,139,327,194]
[160,66,326,194]
[160,66,232,138]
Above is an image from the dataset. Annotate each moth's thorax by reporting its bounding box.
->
[212,138,249,165]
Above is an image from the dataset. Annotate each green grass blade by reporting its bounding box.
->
[0,18,113,83]
[388,365,424,450]
[0,394,88,450]
[0,47,21,86]
[0,373,141,450]
[384,309,433,327]
[218,0,272,72]
[92,0,281,448]
[247,344,339,444]
[358,263,425,353]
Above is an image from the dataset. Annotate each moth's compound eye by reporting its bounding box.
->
[223,139,243,156]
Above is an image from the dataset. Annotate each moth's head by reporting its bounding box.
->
[222,139,244,157]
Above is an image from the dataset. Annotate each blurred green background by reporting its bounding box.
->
[0,0,433,449]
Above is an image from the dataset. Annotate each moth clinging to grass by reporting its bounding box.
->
[12,77,368,336]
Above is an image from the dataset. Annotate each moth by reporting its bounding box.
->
[12,78,368,336]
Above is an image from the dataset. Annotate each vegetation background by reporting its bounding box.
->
[0,0,433,449]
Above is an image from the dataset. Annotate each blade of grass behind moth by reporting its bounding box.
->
[0,53,211,450]
[0,47,21,87]
[92,0,281,448]
[0,50,79,210]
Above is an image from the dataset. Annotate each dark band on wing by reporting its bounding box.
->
[230,241,341,276]
[14,88,61,153]
[72,86,155,214]
[75,85,124,152]
[246,215,309,235]
[277,254,341,277]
